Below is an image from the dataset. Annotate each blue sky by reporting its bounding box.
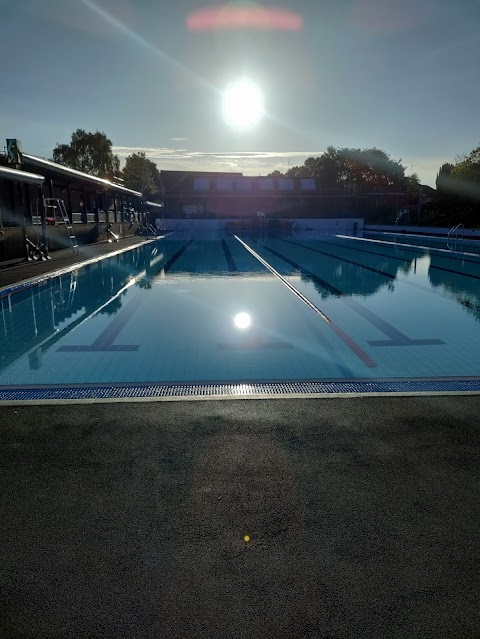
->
[1,0,479,185]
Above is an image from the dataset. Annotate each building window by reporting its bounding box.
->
[259,178,274,190]
[279,178,294,191]
[236,178,253,190]
[193,178,209,190]
[216,178,233,190]
[300,178,316,190]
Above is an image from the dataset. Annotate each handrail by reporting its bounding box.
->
[447,223,465,251]
[448,223,464,242]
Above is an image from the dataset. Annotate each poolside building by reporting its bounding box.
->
[1,145,411,260]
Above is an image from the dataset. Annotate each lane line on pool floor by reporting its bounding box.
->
[283,237,480,283]
[281,238,396,280]
[234,235,376,368]
[325,236,480,275]
[337,234,480,267]
[221,240,238,272]
[252,239,444,348]
[286,235,479,305]
[57,240,194,353]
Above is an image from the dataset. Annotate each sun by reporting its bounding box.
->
[222,80,265,129]
[234,312,251,329]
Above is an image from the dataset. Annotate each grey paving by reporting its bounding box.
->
[1,396,479,638]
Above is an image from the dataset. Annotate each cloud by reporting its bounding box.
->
[170,137,189,142]
[113,146,441,186]
[113,146,325,175]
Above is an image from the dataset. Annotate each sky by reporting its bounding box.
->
[1,0,480,186]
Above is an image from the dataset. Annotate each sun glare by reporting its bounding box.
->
[234,312,251,329]
[222,80,265,129]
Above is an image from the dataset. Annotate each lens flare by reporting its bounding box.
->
[187,5,303,32]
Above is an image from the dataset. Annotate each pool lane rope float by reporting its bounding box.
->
[234,235,376,368]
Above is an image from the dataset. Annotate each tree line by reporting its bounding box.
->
[433,148,480,227]
[52,129,161,199]
[51,129,480,227]
[268,146,420,197]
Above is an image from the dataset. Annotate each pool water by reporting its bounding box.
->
[1,230,480,390]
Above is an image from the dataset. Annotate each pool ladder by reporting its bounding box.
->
[447,223,464,251]
[44,198,79,256]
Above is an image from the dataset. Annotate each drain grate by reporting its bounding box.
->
[1,379,480,401]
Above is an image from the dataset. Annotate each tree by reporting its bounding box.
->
[331,147,404,189]
[281,147,404,189]
[449,148,480,202]
[285,165,308,177]
[435,163,454,193]
[122,152,160,197]
[451,148,480,182]
[430,150,480,227]
[404,172,420,198]
[266,170,285,177]
[52,129,120,179]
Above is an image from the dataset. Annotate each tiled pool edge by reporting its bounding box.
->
[1,378,480,403]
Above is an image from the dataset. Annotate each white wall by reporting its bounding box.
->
[291,218,364,233]
[163,218,363,233]
[159,218,364,233]
[162,218,364,233]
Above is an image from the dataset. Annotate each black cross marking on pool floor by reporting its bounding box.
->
[58,241,193,353]
[58,297,141,352]
[254,239,445,348]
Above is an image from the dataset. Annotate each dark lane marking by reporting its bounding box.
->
[58,296,141,352]
[354,235,480,271]
[315,238,411,264]
[221,240,238,272]
[313,237,480,303]
[345,299,444,347]
[164,240,194,272]
[364,233,480,261]
[252,241,343,295]
[235,236,377,368]
[58,241,194,353]
[318,236,480,271]
[254,240,444,348]
[280,238,396,278]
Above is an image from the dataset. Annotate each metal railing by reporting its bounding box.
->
[447,222,465,251]
[447,223,464,250]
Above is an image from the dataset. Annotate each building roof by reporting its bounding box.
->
[22,154,142,197]
[0,164,45,185]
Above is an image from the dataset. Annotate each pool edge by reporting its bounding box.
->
[2,379,480,403]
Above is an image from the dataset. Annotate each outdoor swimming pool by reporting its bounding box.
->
[1,230,480,399]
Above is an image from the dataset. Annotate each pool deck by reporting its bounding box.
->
[1,395,480,638]
[0,235,154,292]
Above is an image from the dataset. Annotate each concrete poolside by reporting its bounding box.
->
[1,396,479,638]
